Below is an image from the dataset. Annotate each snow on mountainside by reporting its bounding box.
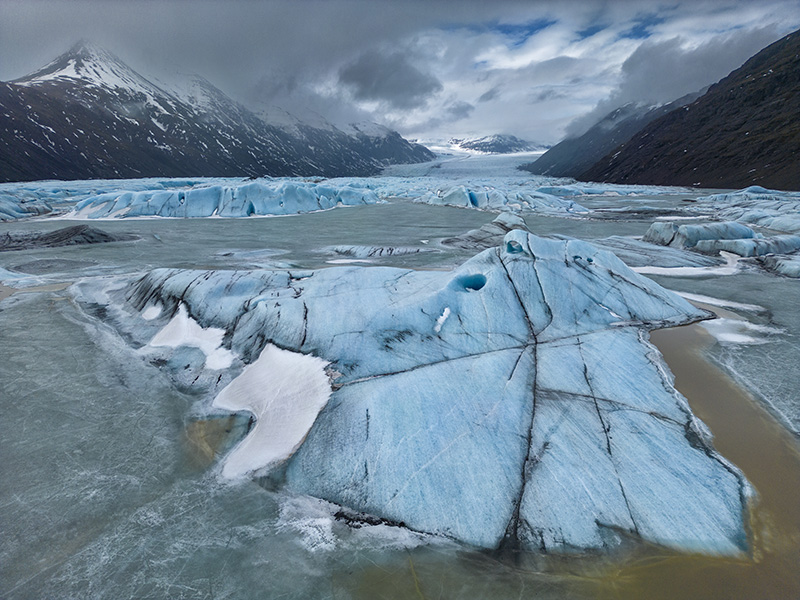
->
[15,41,166,99]
[450,134,547,154]
[0,42,433,183]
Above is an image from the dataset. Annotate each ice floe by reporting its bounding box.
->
[694,186,800,234]
[77,231,752,556]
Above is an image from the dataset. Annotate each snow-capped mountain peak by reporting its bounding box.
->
[1,41,435,182]
[449,134,547,154]
[159,72,237,114]
[15,41,166,99]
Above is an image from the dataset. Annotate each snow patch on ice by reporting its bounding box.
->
[146,303,234,369]
[325,258,373,264]
[213,344,331,480]
[434,307,451,333]
[675,292,765,313]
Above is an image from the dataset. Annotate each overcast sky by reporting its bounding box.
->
[1,0,798,143]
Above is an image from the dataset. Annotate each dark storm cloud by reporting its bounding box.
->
[529,87,568,102]
[564,25,785,137]
[2,0,799,142]
[338,50,443,109]
[446,100,474,120]
[412,99,475,132]
[477,87,500,103]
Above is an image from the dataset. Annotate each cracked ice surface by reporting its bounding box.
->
[81,231,750,555]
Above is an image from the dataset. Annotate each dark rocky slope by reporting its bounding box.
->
[580,30,800,191]
[521,92,700,178]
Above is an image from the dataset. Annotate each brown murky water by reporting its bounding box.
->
[183,415,243,470]
[634,321,800,600]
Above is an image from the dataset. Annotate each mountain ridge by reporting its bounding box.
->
[1,42,433,183]
[450,134,546,154]
[579,29,800,191]
[520,91,702,178]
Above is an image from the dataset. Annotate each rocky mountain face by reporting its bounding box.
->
[450,134,545,154]
[0,43,433,183]
[521,92,701,178]
[580,29,800,191]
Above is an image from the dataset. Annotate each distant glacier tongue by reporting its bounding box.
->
[91,231,751,556]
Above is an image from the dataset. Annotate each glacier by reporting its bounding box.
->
[71,230,752,555]
[71,180,383,218]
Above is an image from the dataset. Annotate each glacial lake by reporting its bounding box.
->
[1,180,799,598]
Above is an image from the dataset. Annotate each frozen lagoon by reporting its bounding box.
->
[1,153,799,598]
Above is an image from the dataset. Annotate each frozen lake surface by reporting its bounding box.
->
[1,153,799,598]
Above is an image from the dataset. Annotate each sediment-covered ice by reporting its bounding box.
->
[440,212,528,250]
[324,245,438,259]
[81,231,752,556]
[0,225,137,251]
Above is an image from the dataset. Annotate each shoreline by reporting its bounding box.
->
[625,320,800,599]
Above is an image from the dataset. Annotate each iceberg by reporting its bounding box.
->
[80,231,751,556]
[641,219,800,277]
[694,187,800,234]
[0,193,52,221]
[757,254,800,278]
[414,185,588,213]
[643,221,756,249]
[592,236,723,268]
[693,235,800,257]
